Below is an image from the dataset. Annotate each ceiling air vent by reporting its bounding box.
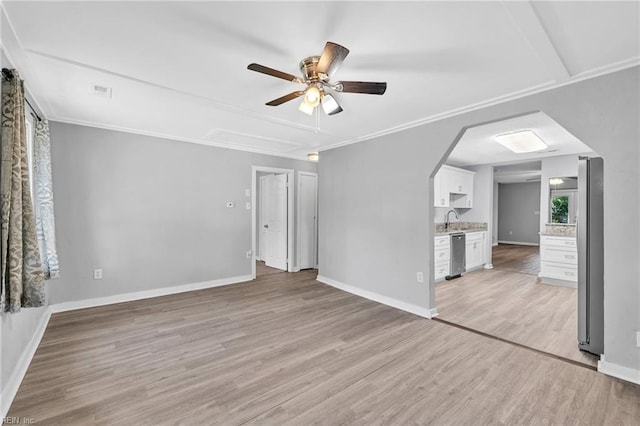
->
[89,84,112,99]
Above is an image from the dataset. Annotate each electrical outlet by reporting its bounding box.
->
[93,269,103,280]
[246,250,252,259]
[416,272,424,283]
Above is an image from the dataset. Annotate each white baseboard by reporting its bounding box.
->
[1,306,52,418]
[51,274,253,313]
[539,276,577,288]
[483,263,494,269]
[316,275,437,319]
[497,240,539,247]
[598,355,640,385]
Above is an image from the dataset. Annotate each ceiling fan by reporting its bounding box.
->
[247,41,387,116]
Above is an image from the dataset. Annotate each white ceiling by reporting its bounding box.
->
[446,111,594,168]
[2,1,639,159]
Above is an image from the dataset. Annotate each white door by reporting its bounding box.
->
[264,173,288,270]
[298,173,318,269]
[258,175,268,260]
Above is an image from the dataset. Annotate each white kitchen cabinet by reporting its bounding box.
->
[540,236,577,286]
[433,168,450,207]
[434,235,450,280]
[448,168,474,194]
[433,165,474,208]
[465,231,485,270]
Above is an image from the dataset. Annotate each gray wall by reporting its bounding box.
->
[48,123,316,304]
[318,66,640,372]
[497,182,541,244]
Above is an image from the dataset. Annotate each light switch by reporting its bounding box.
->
[245,189,251,197]
[245,202,251,210]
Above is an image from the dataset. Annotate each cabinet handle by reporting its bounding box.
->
[458,185,462,192]
[564,271,575,276]
[565,255,575,259]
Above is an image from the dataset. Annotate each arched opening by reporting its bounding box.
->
[429,110,603,367]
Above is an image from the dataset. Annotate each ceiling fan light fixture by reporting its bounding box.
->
[321,93,342,115]
[494,130,547,153]
[304,85,321,107]
[298,99,314,115]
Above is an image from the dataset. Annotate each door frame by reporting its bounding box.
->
[251,166,295,278]
[295,171,319,272]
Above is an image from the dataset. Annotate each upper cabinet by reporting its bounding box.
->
[434,165,475,208]
[434,167,450,207]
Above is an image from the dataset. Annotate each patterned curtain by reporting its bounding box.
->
[33,120,60,279]
[1,69,45,313]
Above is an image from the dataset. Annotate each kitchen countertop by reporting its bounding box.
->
[435,229,487,236]
[434,222,488,237]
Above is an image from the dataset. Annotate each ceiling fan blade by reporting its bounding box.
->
[265,91,305,106]
[336,81,387,95]
[247,63,301,83]
[316,42,350,78]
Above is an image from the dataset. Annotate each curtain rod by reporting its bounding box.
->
[2,67,43,122]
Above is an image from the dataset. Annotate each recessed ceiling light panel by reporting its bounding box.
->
[494,130,547,153]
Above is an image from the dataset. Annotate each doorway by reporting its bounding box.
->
[251,166,294,278]
[296,171,318,271]
[429,111,601,368]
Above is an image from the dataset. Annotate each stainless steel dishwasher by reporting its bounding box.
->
[447,232,466,280]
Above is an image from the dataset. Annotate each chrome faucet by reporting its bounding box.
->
[445,209,459,231]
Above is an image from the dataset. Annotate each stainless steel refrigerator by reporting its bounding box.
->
[577,156,604,355]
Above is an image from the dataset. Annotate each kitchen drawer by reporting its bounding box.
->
[434,236,450,248]
[465,231,484,243]
[434,247,450,262]
[434,261,450,280]
[541,236,576,248]
[541,247,577,264]
[542,261,577,282]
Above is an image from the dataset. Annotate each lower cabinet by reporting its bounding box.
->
[540,235,577,285]
[465,231,486,271]
[434,235,450,280]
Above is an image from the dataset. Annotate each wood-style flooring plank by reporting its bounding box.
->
[7,263,639,425]
[436,244,598,366]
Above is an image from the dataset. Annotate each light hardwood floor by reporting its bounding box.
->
[436,243,598,367]
[8,266,639,424]
[492,243,540,275]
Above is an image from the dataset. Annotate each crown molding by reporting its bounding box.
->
[50,116,312,161]
[319,57,640,153]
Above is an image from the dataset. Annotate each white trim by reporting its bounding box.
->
[539,276,577,289]
[51,275,252,313]
[51,117,311,162]
[251,166,295,278]
[598,355,640,385]
[296,171,318,272]
[318,58,640,153]
[497,240,539,246]
[1,306,52,419]
[317,275,437,319]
